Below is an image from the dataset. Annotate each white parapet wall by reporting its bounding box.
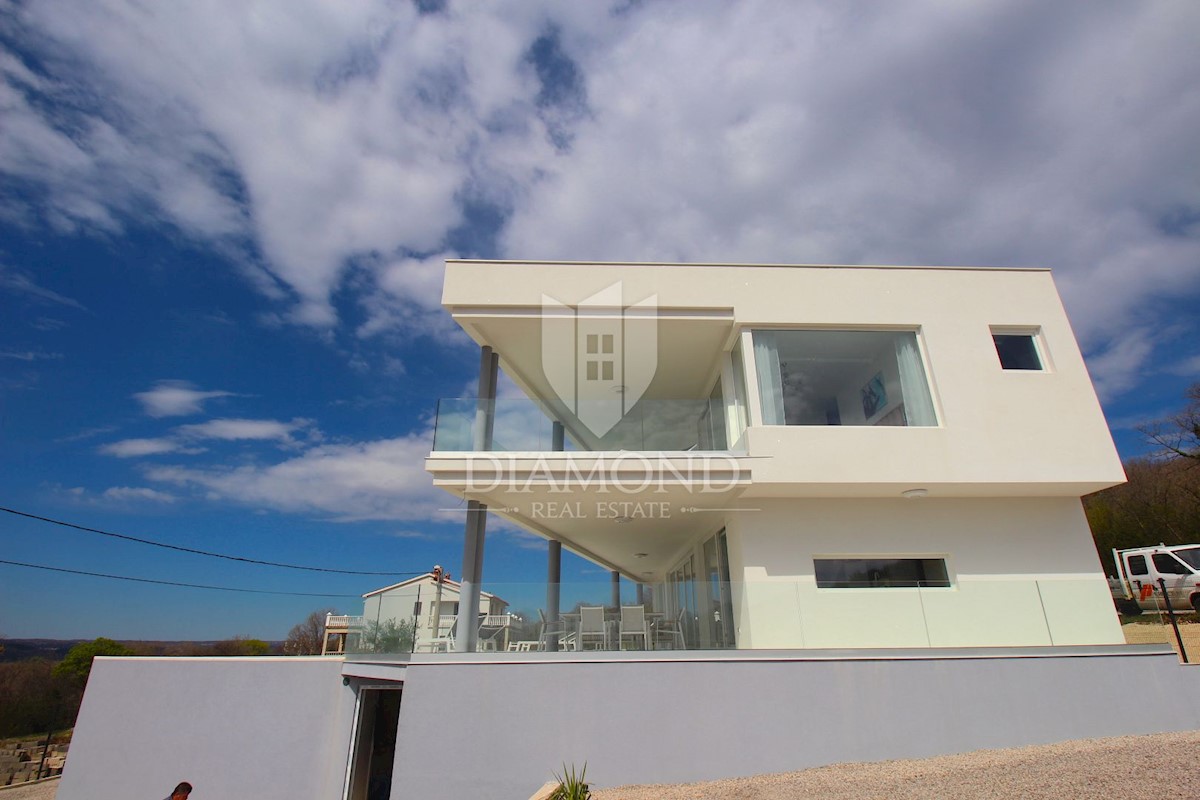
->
[57,657,356,800]
[391,649,1200,800]
[53,648,1200,800]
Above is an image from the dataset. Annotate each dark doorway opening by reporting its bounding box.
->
[347,687,402,800]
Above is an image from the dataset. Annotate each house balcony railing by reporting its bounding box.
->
[430,397,728,453]
[325,615,365,631]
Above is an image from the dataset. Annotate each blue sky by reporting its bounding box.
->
[1,0,1198,640]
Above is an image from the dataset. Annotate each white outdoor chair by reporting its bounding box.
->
[418,616,457,653]
[577,606,609,650]
[654,610,687,650]
[477,615,506,652]
[619,605,649,650]
[537,609,569,651]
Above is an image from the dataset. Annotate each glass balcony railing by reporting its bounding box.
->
[431,397,728,452]
[336,578,1188,662]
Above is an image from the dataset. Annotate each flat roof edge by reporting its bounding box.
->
[445,259,1051,273]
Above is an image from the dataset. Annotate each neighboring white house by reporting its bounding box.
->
[360,572,510,651]
[323,572,511,654]
[426,260,1129,649]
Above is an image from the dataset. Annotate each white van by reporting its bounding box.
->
[1109,544,1200,616]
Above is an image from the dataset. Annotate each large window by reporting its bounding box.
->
[815,558,950,588]
[752,330,936,426]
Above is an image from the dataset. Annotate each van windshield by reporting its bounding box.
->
[1173,547,1200,570]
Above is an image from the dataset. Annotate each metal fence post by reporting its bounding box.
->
[1157,578,1190,663]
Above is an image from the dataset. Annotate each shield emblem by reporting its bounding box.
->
[542,282,658,438]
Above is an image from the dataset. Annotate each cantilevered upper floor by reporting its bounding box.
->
[427,259,1124,499]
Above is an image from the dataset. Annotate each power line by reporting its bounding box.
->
[0,505,421,576]
[0,558,361,598]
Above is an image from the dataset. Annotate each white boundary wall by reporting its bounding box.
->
[392,649,1200,800]
[55,650,1200,800]
[57,657,355,800]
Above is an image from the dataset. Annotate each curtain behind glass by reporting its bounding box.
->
[895,335,937,426]
[753,331,785,425]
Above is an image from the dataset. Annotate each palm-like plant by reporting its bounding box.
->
[551,763,590,800]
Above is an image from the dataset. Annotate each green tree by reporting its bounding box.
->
[361,618,415,654]
[51,638,135,686]
[212,636,273,656]
[1085,457,1200,573]
[0,660,81,737]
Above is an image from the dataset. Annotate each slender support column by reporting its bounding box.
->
[611,570,621,608]
[473,347,499,451]
[546,540,562,652]
[636,583,645,606]
[456,500,487,652]
[542,417,566,651]
[457,346,499,653]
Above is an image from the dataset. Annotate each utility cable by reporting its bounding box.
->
[0,558,361,597]
[0,505,420,576]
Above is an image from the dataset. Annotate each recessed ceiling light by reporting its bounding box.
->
[615,516,633,524]
[901,488,929,499]
[634,552,648,558]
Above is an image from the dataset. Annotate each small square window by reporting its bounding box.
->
[993,333,1042,370]
[586,334,598,354]
[601,334,614,354]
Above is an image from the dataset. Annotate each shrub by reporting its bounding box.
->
[551,763,590,800]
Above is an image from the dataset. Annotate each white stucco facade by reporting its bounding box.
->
[427,260,1127,649]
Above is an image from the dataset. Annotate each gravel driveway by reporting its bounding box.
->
[592,731,1200,799]
[0,779,58,800]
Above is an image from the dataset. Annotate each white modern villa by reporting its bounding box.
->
[58,263,1199,800]
[426,260,1128,651]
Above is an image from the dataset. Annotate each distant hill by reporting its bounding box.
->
[0,639,83,662]
[1,639,284,661]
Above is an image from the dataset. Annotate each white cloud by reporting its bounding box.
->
[100,438,188,458]
[56,424,119,443]
[144,433,444,522]
[0,267,86,310]
[133,380,234,418]
[1086,328,1158,402]
[3,0,1199,400]
[176,417,316,444]
[100,416,319,458]
[101,486,176,503]
[500,1,1200,381]
[390,529,440,540]
[1166,354,1200,377]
